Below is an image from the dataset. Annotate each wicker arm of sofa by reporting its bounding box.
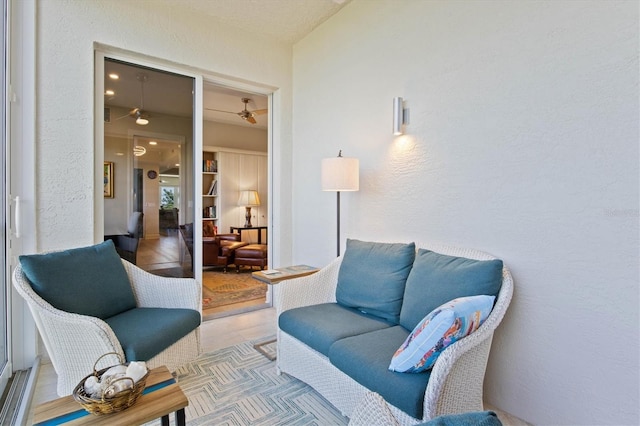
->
[273,256,342,316]
[123,261,201,312]
[418,264,513,420]
[13,264,125,396]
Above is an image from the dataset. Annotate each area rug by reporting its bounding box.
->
[202,270,267,310]
[149,338,348,425]
[148,267,267,311]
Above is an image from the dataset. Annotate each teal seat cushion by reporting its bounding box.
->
[336,239,415,323]
[399,249,503,331]
[329,326,430,419]
[278,303,394,356]
[106,307,201,361]
[19,240,136,319]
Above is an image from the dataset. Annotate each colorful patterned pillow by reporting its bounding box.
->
[389,295,495,373]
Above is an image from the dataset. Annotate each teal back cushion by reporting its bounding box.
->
[399,249,503,331]
[336,239,415,323]
[19,240,137,319]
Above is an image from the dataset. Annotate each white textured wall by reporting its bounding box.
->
[292,1,639,424]
[35,0,293,261]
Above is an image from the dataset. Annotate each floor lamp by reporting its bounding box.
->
[321,151,359,257]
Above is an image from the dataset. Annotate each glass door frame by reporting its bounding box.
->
[94,49,204,283]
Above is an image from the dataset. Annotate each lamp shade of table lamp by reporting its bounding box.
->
[321,152,359,257]
[238,190,261,227]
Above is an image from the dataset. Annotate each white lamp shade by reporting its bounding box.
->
[237,190,261,206]
[321,157,359,191]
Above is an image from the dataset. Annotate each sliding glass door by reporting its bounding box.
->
[100,56,198,280]
[0,0,10,396]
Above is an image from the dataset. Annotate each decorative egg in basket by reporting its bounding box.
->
[72,353,149,415]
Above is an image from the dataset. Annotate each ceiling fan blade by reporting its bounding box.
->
[246,115,257,124]
[205,107,238,115]
[114,113,131,121]
[251,109,268,115]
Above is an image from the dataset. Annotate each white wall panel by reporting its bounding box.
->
[34,0,292,257]
[292,1,639,424]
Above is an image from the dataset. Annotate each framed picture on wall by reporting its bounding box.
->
[104,161,114,198]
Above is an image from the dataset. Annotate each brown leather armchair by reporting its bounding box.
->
[180,223,248,272]
[204,234,248,272]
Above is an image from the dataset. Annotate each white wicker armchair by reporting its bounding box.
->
[13,260,201,396]
[274,243,513,425]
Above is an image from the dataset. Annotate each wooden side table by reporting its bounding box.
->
[34,365,187,426]
[251,264,319,285]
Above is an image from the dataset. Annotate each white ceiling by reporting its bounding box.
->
[103,0,351,128]
[104,59,270,129]
[104,1,351,134]
[153,0,351,44]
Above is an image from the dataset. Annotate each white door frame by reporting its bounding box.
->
[94,45,277,290]
[8,0,38,373]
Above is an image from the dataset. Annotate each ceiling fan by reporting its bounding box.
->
[115,74,151,125]
[206,97,267,124]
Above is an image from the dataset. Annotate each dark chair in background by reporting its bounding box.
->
[180,223,248,272]
[105,211,144,265]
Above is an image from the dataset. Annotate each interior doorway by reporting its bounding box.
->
[100,55,273,320]
[200,82,270,319]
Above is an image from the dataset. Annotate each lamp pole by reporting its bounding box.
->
[336,190,341,257]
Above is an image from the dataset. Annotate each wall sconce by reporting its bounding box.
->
[237,190,261,228]
[393,97,409,135]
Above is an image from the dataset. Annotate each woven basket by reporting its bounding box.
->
[72,352,149,415]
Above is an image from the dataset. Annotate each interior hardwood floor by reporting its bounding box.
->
[137,228,185,271]
[26,307,529,425]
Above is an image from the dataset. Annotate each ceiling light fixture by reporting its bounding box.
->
[105,90,115,96]
[134,74,150,126]
[133,146,146,156]
[148,141,157,145]
[136,116,149,126]
[109,73,119,80]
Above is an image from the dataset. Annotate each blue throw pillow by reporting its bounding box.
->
[19,240,137,319]
[399,249,503,331]
[336,239,415,324]
[389,295,495,373]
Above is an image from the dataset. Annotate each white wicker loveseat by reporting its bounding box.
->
[274,241,513,425]
[13,240,201,396]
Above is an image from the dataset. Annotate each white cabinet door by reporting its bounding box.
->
[218,151,267,240]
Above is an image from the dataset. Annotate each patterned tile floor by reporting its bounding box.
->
[28,307,530,425]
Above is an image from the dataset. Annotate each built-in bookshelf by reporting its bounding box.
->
[202,152,218,228]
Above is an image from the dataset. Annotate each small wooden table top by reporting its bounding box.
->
[34,365,187,426]
[251,264,319,285]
